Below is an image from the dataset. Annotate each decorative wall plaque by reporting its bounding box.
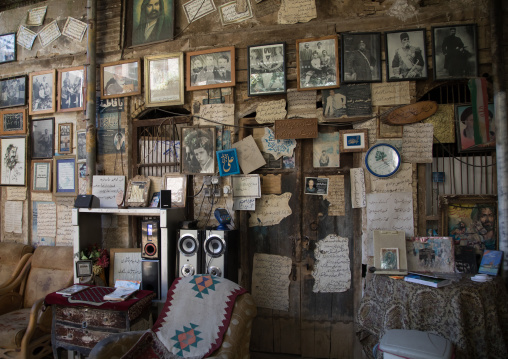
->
[385,101,438,125]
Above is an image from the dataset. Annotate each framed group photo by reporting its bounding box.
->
[247,42,286,96]
[58,66,85,112]
[181,126,216,175]
[0,76,26,109]
[296,35,339,91]
[100,59,141,99]
[144,53,184,107]
[455,103,495,152]
[0,33,16,64]
[29,69,56,115]
[54,155,77,196]
[186,47,236,91]
[127,0,174,47]
[0,136,26,186]
[341,32,382,84]
[432,24,478,80]
[58,123,72,154]
[31,117,54,159]
[385,29,428,81]
[31,159,52,192]
[0,108,26,135]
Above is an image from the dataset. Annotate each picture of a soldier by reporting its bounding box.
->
[441,27,468,77]
[390,32,424,79]
[346,39,375,81]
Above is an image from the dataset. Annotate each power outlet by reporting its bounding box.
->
[213,187,221,197]
[203,176,212,186]
[204,188,211,197]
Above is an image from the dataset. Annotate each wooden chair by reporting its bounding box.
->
[0,242,33,294]
[0,246,74,359]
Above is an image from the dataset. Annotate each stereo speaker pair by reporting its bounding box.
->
[177,229,238,282]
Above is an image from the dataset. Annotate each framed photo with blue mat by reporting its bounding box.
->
[216,148,240,176]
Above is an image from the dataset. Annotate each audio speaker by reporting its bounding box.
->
[160,190,171,208]
[177,229,202,277]
[202,230,239,282]
[142,260,160,300]
[141,220,160,259]
[74,195,100,208]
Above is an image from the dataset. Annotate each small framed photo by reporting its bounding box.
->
[29,69,56,115]
[149,191,161,208]
[144,53,184,107]
[31,159,52,192]
[163,173,187,207]
[339,129,369,152]
[76,260,93,277]
[31,118,54,159]
[432,24,478,80]
[126,175,150,207]
[0,33,16,64]
[186,47,235,91]
[296,35,339,91]
[77,130,86,162]
[341,32,382,84]
[0,108,26,135]
[385,29,428,81]
[58,66,85,112]
[0,76,26,109]
[380,248,400,270]
[58,123,72,154]
[304,177,329,195]
[455,103,495,152]
[0,136,26,186]
[247,42,286,96]
[181,126,216,175]
[54,155,77,196]
[100,59,141,99]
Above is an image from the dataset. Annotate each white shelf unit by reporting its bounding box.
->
[72,207,186,302]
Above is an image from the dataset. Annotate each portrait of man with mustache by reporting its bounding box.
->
[133,0,173,46]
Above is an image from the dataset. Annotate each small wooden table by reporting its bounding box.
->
[45,286,155,358]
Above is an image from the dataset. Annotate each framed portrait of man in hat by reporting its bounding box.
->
[341,32,382,84]
[385,29,428,82]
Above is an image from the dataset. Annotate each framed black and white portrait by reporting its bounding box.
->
[432,24,478,80]
[0,108,26,135]
[0,76,26,109]
[341,32,382,84]
[31,118,54,159]
[186,47,235,91]
[181,126,216,175]
[29,69,56,115]
[385,29,428,81]
[0,136,26,186]
[58,66,85,112]
[248,42,286,96]
[100,59,141,99]
[0,33,16,64]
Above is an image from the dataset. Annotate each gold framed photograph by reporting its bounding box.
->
[100,59,141,99]
[57,66,86,112]
[125,175,150,207]
[186,46,235,91]
[144,53,184,107]
[31,159,52,192]
[53,155,77,196]
[29,69,56,115]
[0,108,26,135]
[58,123,72,154]
[163,173,187,207]
[339,129,369,153]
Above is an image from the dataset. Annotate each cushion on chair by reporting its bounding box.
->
[0,308,31,349]
[0,242,33,286]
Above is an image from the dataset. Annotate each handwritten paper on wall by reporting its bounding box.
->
[249,192,292,227]
[62,17,88,42]
[38,20,62,47]
[233,197,256,211]
[256,99,287,124]
[402,123,433,163]
[370,163,413,193]
[371,82,411,106]
[261,127,296,160]
[5,201,23,234]
[113,251,142,282]
[183,0,216,24]
[6,187,27,200]
[92,175,126,208]
[37,202,57,238]
[312,234,351,293]
[350,168,366,208]
[278,0,317,24]
[323,175,345,216]
[353,118,377,148]
[56,198,74,246]
[232,174,261,197]
[252,253,292,311]
[219,0,253,25]
[198,104,235,126]
[287,89,316,118]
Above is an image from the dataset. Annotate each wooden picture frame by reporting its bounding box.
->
[29,69,56,115]
[0,75,26,109]
[0,33,16,64]
[126,0,174,48]
[125,175,150,207]
[76,260,93,277]
[181,126,216,175]
[0,108,26,135]
[247,42,286,96]
[296,35,339,91]
[109,248,142,286]
[163,173,187,207]
[100,59,141,99]
[53,155,77,196]
[31,117,54,159]
[432,24,478,80]
[58,66,86,112]
[31,159,52,192]
[144,53,184,107]
[440,195,498,253]
[385,29,428,82]
[455,103,495,152]
[186,46,236,91]
[0,136,26,186]
[339,129,369,152]
[57,123,72,154]
[341,32,382,84]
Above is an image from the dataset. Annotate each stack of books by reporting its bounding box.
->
[404,272,452,288]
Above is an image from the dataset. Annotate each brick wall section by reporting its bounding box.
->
[97,0,122,54]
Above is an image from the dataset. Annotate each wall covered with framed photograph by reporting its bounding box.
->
[181,126,216,175]
[125,0,174,47]
[247,42,286,96]
[54,155,77,196]
[385,29,428,81]
[296,35,339,91]
[31,159,52,192]
[144,53,184,107]
[455,103,495,152]
[186,46,235,91]
[0,76,26,109]
[341,32,381,84]
[58,66,85,112]
[0,136,26,186]
[339,129,369,153]
[29,69,56,115]
[31,117,54,159]
[0,33,16,64]
[58,122,72,154]
[100,59,141,99]
[0,108,26,135]
[432,24,478,80]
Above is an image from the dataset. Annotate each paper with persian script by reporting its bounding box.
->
[322,175,345,216]
[183,0,216,23]
[37,202,57,237]
[252,253,292,311]
[371,82,411,106]
[256,99,287,124]
[4,201,23,234]
[312,234,351,293]
[402,123,433,163]
[38,20,61,47]
[56,198,74,246]
[260,127,296,160]
[249,192,292,227]
[278,0,316,24]
[287,89,316,118]
[220,0,253,25]
[17,26,37,50]
[370,163,412,193]
[198,104,235,126]
[6,187,27,200]
[350,168,366,208]
[62,17,88,42]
